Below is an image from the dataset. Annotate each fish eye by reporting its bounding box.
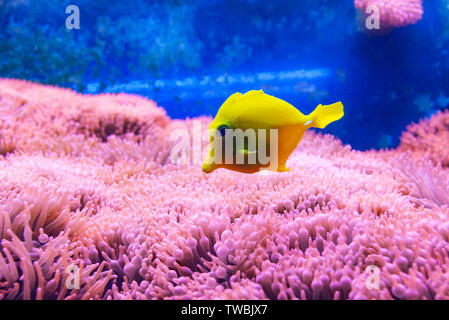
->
[216,124,229,137]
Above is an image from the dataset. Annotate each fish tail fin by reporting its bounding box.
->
[307,102,344,129]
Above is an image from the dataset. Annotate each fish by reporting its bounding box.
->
[202,90,343,174]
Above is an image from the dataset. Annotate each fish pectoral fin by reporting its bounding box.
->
[237,149,257,156]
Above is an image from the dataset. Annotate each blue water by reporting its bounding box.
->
[1,0,448,150]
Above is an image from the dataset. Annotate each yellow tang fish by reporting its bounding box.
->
[202,90,343,174]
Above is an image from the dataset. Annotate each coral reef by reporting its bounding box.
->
[399,110,449,167]
[354,0,424,29]
[1,79,449,300]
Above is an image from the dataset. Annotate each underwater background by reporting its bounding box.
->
[3,0,449,301]
[1,0,448,150]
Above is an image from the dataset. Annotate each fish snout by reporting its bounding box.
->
[202,144,219,173]
[202,161,215,173]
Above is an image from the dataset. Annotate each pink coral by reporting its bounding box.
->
[399,110,449,167]
[354,0,423,29]
[1,78,449,300]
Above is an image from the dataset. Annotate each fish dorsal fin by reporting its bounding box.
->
[222,90,263,110]
[217,90,303,126]
[223,92,242,105]
[242,90,264,98]
[214,92,243,123]
[230,90,304,126]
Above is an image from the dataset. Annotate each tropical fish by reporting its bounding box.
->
[202,90,343,174]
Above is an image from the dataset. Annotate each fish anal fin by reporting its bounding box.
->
[277,165,290,172]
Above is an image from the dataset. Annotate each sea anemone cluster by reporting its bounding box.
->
[399,110,449,167]
[1,79,449,300]
[354,0,424,29]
